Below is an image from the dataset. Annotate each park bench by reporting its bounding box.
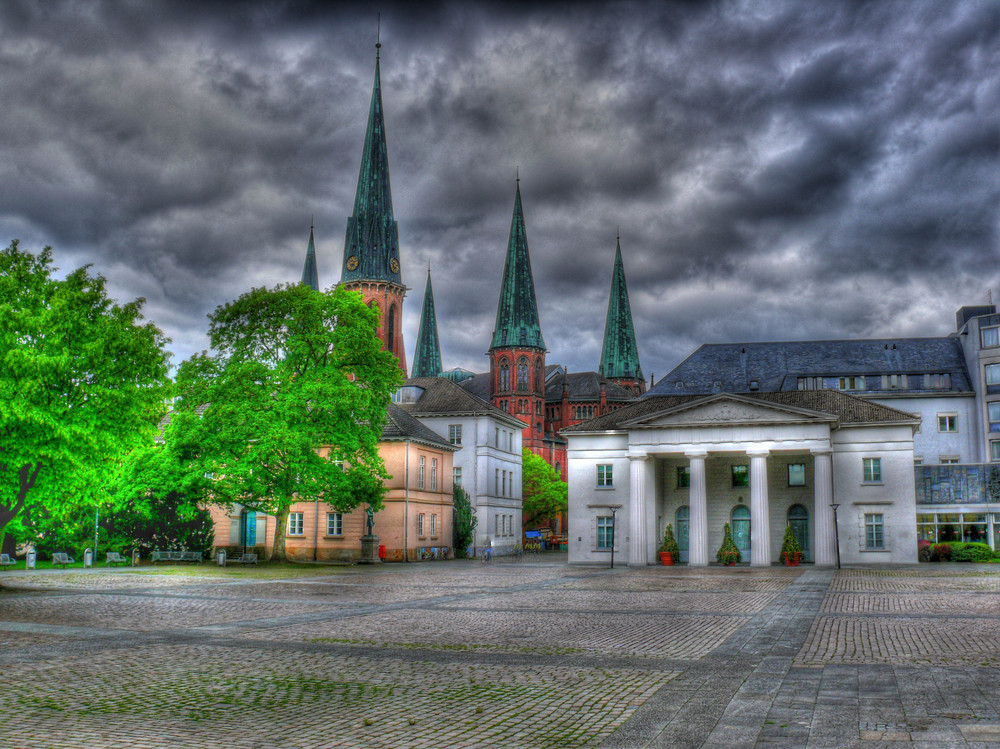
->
[0,553,16,569]
[234,552,257,566]
[106,551,130,567]
[151,550,203,564]
[52,552,75,568]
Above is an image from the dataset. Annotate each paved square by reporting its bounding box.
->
[3,561,1000,747]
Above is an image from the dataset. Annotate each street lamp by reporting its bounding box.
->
[830,502,841,570]
[609,506,619,569]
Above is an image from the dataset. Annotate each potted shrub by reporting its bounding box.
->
[658,524,680,565]
[780,524,802,566]
[716,523,741,565]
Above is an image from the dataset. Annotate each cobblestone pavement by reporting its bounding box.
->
[3,562,1000,747]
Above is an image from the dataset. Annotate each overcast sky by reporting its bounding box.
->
[3,1,998,382]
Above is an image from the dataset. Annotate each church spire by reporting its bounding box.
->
[490,180,545,350]
[300,221,319,291]
[341,42,401,286]
[412,267,443,378]
[599,233,644,394]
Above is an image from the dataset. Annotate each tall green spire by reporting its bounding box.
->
[412,267,443,378]
[341,43,401,286]
[599,235,643,381]
[300,222,319,291]
[490,180,545,350]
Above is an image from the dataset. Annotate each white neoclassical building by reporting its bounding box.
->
[564,391,919,566]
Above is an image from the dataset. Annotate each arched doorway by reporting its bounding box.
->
[788,504,809,561]
[675,506,689,563]
[731,505,751,561]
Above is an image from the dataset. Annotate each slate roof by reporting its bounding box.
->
[458,371,492,400]
[599,237,643,382]
[544,370,636,403]
[382,403,457,449]
[341,47,402,286]
[490,182,545,350]
[561,390,920,433]
[300,225,319,291]
[411,270,443,378]
[650,338,972,396]
[397,377,524,428]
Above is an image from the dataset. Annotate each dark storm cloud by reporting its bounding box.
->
[1,0,997,381]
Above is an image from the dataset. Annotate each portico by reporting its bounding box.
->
[565,391,919,567]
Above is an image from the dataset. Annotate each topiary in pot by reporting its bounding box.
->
[780,524,802,566]
[658,524,680,565]
[716,522,741,565]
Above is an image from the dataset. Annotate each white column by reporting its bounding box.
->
[811,448,836,566]
[748,449,771,566]
[628,455,647,566]
[686,451,708,566]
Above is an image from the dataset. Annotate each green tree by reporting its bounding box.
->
[0,241,170,554]
[452,483,478,558]
[521,449,568,529]
[142,283,402,561]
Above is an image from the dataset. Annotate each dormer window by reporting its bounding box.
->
[922,373,952,389]
[838,376,865,391]
[748,380,759,391]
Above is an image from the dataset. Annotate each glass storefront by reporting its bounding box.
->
[916,512,988,544]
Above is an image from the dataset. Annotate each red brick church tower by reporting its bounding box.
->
[340,41,407,374]
[489,179,547,452]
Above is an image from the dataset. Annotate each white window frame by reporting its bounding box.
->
[419,456,425,490]
[788,463,806,486]
[986,364,1000,386]
[327,512,343,536]
[937,413,958,432]
[430,513,437,538]
[982,326,1000,348]
[596,516,614,550]
[453,466,462,485]
[597,464,613,488]
[449,424,462,445]
[288,512,304,536]
[417,513,425,538]
[863,457,882,484]
[431,458,438,491]
[864,513,884,550]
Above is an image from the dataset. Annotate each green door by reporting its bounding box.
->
[242,510,256,547]
[731,505,751,560]
[788,504,809,561]
[676,506,689,563]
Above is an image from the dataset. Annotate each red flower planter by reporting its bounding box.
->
[783,551,801,566]
[659,551,675,566]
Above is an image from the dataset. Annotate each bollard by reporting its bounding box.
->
[26,550,36,569]
[217,549,227,567]
[83,548,93,568]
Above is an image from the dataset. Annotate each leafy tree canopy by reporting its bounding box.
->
[521,449,568,529]
[130,283,402,560]
[0,241,170,548]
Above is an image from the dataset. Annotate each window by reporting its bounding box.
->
[288,512,304,536]
[495,427,500,446]
[914,457,923,466]
[788,463,806,486]
[500,399,508,412]
[864,513,884,549]
[449,424,462,445]
[989,402,1000,432]
[327,512,343,536]
[597,464,613,488]
[987,364,1000,387]
[495,468,500,494]
[917,512,987,543]
[499,361,510,391]
[502,470,507,496]
[517,358,529,390]
[431,458,438,490]
[732,465,749,487]
[417,513,425,537]
[453,466,462,485]
[596,516,614,549]
[992,441,1000,462]
[387,305,396,353]
[880,374,906,389]
[419,456,425,490]
[923,373,952,389]
[937,414,957,432]
[677,466,690,489]
[863,457,881,483]
[430,513,437,537]
[940,457,960,465]
[982,326,1000,348]
[838,376,865,391]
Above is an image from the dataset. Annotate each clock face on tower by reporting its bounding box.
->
[389,258,400,274]
[346,255,359,271]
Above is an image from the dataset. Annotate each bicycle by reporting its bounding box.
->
[481,546,492,563]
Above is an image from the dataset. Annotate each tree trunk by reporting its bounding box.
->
[270,506,289,562]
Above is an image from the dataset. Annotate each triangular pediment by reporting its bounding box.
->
[623,394,837,429]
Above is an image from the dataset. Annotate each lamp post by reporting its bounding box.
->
[830,502,841,570]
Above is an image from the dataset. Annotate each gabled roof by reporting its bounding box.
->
[397,377,524,428]
[341,47,401,286]
[599,237,643,382]
[562,390,919,433]
[544,370,636,403]
[300,225,319,291]
[490,181,545,350]
[411,270,442,378]
[650,338,973,395]
[458,371,492,400]
[382,403,457,450]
